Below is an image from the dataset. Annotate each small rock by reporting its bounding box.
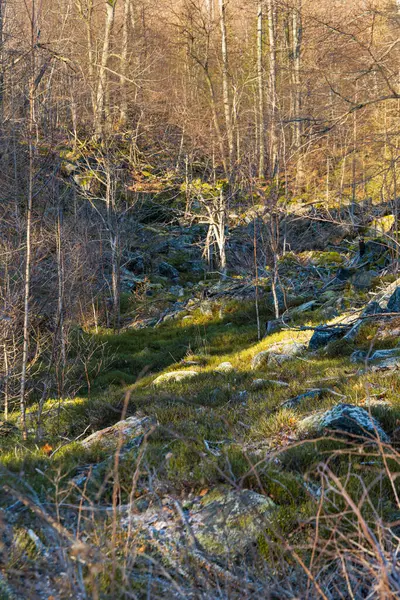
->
[251,379,289,390]
[281,388,324,409]
[215,362,234,373]
[169,285,184,297]
[152,370,199,386]
[350,350,367,363]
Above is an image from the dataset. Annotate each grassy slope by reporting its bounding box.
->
[2,296,400,511]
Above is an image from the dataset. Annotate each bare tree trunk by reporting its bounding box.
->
[95,0,116,136]
[106,168,120,329]
[291,0,303,188]
[267,0,278,177]
[76,0,96,116]
[0,0,6,126]
[257,0,265,178]
[120,0,132,124]
[20,0,37,440]
[3,343,9,420]
[218,0,233,167]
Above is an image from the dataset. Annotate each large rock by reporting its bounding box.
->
[158,261,179,280]
[251,342,305,369]
[152,370,199,386]
[308,326,345,350]
[298,403,389,442]
[191,489,276,556]
[81,415,155,451]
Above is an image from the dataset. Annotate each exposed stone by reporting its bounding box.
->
[191,489,276,556]
[308,326,345,350]
[370,348,400,361]
[251,379,289,390]
[370,356,400,372]
[251,342,305,370]
[350,350,368,363]
[81,415,155,451]
[281,388,324,409]
[152,370,199,386]
[158,261,179,280]
[215,362,234,373]
[297,403,389,442]
[387,287,400,313]
[169,285,184,297]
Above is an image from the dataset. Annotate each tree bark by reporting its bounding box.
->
[267,0,278,178]
[257,0,265,178]
[218,0,233,167]
[95,0,116,136]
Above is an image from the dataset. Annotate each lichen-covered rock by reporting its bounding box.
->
[251,342,305,370]
[215,361,234,373]
[81,415,155,451]
[297,403,389,442]
[191,489,276,556]
[152,370,199,386]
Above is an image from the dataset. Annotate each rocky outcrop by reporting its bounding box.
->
[297,403,389,442]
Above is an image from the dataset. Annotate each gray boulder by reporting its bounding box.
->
[308,326,345,350]
[298,403,389,442]
[158,261,179,280]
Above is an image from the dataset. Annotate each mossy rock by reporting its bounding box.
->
[191,488,276,556]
